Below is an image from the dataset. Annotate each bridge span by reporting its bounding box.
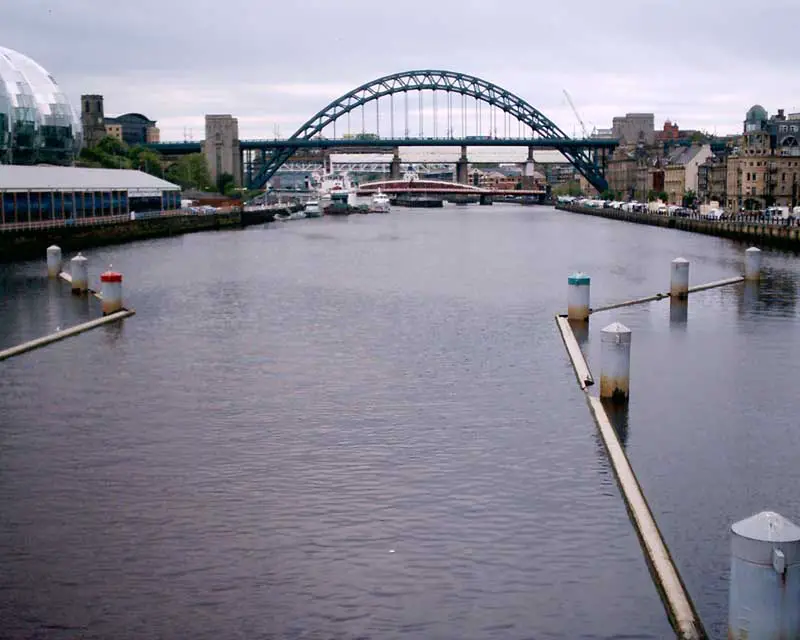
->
[148,69,619,192]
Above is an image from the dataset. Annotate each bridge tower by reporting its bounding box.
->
[456,146,469,185]
[521,146,537,189]
[203,115,242,188]
[389,148,402,179]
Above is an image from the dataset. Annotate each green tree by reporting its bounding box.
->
[682,189,697,208]
[657,191,668,202]
[165,154,212,191]
[128,145,164,178]
[96,135,128,157]
[600,189,615,200]
[216,172,236,195]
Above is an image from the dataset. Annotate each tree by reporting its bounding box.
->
[657,191,668,203]
[128,145,164,178]
[216,172,236,195]
[165,154,212,191]
[600,189,615,200]
[682,189,697,208]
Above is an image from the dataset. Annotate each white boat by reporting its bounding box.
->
[304,200,321,217]
[370,191,391,213]
[316,172,356,207]
[287,210,306,220]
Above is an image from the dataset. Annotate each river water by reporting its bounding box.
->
[1,204,799,639]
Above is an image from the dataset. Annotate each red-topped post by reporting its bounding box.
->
[100,271,123,315]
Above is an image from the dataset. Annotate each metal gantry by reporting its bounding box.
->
[230,70,612,191]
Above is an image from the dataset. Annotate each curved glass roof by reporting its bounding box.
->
[0,46,81,164]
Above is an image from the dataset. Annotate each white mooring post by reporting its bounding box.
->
[670,257,690,299]
[745,247,762,281]
[567,272,591,321]
[599,322,631,403]
[100,270,123,315]
[46,245,62,278]
[728,511,800,639]
[70,253,88,294]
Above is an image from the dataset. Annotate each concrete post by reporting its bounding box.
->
[729,511,800,639]
[456,146,469,184]
[100,271,123,315]
[46,245,62,278]
[567,273,590,321]
[745,247,762,281]
[600,322,631,403]
[389,148,401,179]
[670,257,690,299]
[70,253,88,294]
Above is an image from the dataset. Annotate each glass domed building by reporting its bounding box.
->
[0,46,82,165]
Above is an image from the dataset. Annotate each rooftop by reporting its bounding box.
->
[0,165,179,191]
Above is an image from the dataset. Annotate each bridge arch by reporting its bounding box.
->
[251,70,609,191]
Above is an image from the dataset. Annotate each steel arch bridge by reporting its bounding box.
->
[250,70,614,192]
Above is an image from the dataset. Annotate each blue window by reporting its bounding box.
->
[63,193,73,219]
[41,192,53,220]
[28,193,41,222]
[14,192,28,222]
[120,192,129,212]
[102,191,111,216]
[2,192,16,223]
[94,192,102,217]
[161,191,168,210]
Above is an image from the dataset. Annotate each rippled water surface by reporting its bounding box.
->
[2,204,799,639]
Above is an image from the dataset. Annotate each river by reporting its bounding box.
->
[1,203,799,639]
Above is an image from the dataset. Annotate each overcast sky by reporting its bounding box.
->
[3,0,799,142]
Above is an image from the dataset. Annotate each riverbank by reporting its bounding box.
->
[0,204,301,264]
[555,203,800,250]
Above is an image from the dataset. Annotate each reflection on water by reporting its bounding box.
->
[568,318,590,350]
[670,298,688,328]
[602,398,630,448]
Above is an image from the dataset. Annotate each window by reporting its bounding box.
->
[102,191,111,216]
[63,192,73,219]
[40,192,53,220]
[2,192,15,223]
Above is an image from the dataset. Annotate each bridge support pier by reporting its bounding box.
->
[456,146,469,185]
[520,146,537,189]
[390,148,402,179]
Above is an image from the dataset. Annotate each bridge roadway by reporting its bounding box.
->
[150,137,617,155]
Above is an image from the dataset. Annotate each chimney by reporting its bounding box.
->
[777,108,785,120]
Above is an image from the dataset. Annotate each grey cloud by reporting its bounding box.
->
[2,0,799,140]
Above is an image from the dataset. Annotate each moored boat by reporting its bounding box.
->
[369,191,391,213]
[304,200,322,217]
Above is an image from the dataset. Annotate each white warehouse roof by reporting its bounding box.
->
[0,165,180,193]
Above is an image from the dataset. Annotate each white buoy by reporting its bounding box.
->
[728,511,800,639]
[46,245,62,278]
[567,272,591,321]
[600,322,631,403]
[670,257,690,299]
[745,247,762,281]
[100,270,123,315]
[70,253,88,294]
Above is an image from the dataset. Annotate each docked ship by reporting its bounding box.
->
[369,191,391,213]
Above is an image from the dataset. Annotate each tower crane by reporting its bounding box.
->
[563,90,593,138]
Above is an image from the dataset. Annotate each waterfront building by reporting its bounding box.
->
[104,112,159,146]
[203,114,242,187]
[612,113,655,145]
[0,47,82,165]
[81,94,160,147]
[726,105,800,211]
[662,144,713,204]
[0,165,181,228]
[697,156,729,204]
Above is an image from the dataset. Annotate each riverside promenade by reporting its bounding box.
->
[556,203,800,250]
[0,204,302,264]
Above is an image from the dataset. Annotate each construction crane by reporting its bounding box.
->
[563,89,591,138]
